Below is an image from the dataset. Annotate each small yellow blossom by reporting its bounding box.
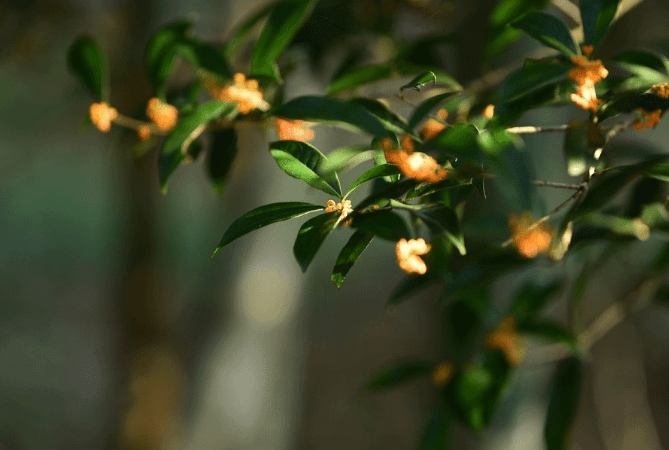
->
[325,199,353,218]
[508,213,553,259]
[568,55,608,111]
[89,102,118,133]
[581,44,594,56]
[420,118,447,140]
[432,362,454,387]
[396,238,431,275]
[482,104,495,119]
[208,72,270,115]
[275,118,314,142]
[146,98,178,131]
[382,134,449,184]
[651,82,669,99]
[137,124,152,141]
[486,317,525,366]
[634,109,663,130]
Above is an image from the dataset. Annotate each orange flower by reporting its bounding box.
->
[275,118,314,141]
[396,238,431,274]
[482,104,495,119]
[208,72,269,115]
[568,55,608,111]
[383,134,448,184]
[137,124,152,141]
[508,213,553,258]
[581,44,594,56]
[432,362,454,387]
[146,98,178,131]
[325,199,353,218]
[420,118,446,140]
[651,82,669,99]
[634,109,663,130]
[89,102,118,132]
[486,317,525,366]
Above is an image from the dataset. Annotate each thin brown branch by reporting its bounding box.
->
[506,124,570,134]
[532,180,584,190]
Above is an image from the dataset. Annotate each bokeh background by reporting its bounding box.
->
[2,0,669,449]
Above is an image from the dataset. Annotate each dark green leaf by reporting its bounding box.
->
[273,96,390,137]
[269,140,342,197]
[454,365,494,431]
[500,59,570,102]
[320,146,375,174]
[518,320,577,349]
[177,39,232,79]
[214,202,323,254]
[447,299,481,351]
[367,361,433,390]
[408,92,460,130]
[352,210,410,241]
[419,405,451,450]
[612,49,669,75]
[331,230,374,287]
[579,212,651,240]
[512,280,561,318]
[67,35,107,100]
[250,0,316,80]
[223,1,277,59]
[412,206,466,255]
[327,64,394,95]
[160,100,237,189]
[388,273,440,306]
[346,164,401,196]
[545,358,582,450]
[293,212,338,272]
[424,124,480,156]
[349,98,412,136]
[207,128,238,192]
[511,12,579,57]
[580,0,621,48]
[400,71,437,93]
[145,21,191,96]
[564,119,590,177]
[356,178,418,210]
[405,178,472,200]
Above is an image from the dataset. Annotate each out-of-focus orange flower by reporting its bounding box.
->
[581,44,594,56]
[482,104,495,119]
[568,55,608,111]
[508,212,553,258]
[432,362,454,387]
[486,317,525,366]
[651,82,669,99]
[383,134,448,184]
[634,109,663,130]
[275,118,314,141]
[137,124,152,141]
[146,97,178,131]
[396,238,431,274]
[208,72,270,115]
[420,118,446,140]
[89,102,118,132]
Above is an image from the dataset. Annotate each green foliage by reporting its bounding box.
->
[580,0,621,48]
[545,358,582,450]
[293,212,338,272]
[331,230,374,288]
[67,36,107,100]
[366,361,433,390]
[207,128,238,192]
[145,21,191,97]
[270,140,342,197]
[511,12,579,57]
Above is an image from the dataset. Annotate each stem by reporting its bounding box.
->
[532,180,583,190]
[113,114,164,134]
[506,124,570,134]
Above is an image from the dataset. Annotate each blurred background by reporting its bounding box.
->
[2,0,669,449]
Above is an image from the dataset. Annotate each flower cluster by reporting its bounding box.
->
[508,213,553,259]
[419,108,448,140]
[381,135,448,184]
[568,55,609,111]
[146,97,178,132]
[395,238,431,274]
[431,362,454,387]
[89,102,118,133]
[209,73,270,114]
[275,118,314,142]
[650,82,669,99]
[634,83,669,130]
[325,199,353,226]
[485,317,524,366]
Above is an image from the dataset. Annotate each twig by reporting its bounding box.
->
[113,114,164,134]
[532,180,584,190]
[506,124,570,134]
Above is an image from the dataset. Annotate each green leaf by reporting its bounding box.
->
[367,361,433,390]
[177,39,232,79]
[500,58,570,103]
[412,206,466,255]
[564,119,590,177]
[545,358,582,450]
[400,71,437,93]
[579,212,651,240]
[454,365,494,431]
[349,98,412,136]
[214,202,323,254]
[388,273,440,306]
[352,210,410,241]
[269,140,342,197]
[424,124,480,155]
[408,92,459,130]
[331,230,374,288]
[511,12,579,57]
[273,96,390,137]
[419,405,451,450]
[207,128,238,192]
[346,164,401,196]
[223,1,277,59]
[405,178,472,200]
[67,35,107,100]
[145,21,191,96]
[580,0,621,48]
[518,320,578,349]
[250,0,316,80]
[512,280,561,319]
[612,49,669,76]
[447,299,481,351]
[320,146,375,175]
[160,100,237,189]
[293,212,338,272]
[327,64,394,95]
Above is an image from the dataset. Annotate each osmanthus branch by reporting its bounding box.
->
[506,124,570,134]
[525,277,663,366]
[113,113,164,134]
[532,180,584,190]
